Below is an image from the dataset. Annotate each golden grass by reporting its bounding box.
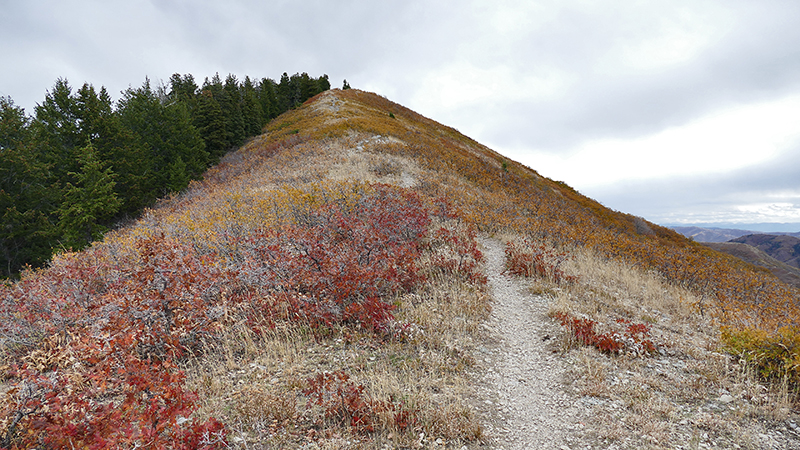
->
[3,88,798,448]
[495,236,799,449]
[182,264,489,448]
[144,90,800,447]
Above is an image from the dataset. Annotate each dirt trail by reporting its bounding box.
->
[477,237,586,449]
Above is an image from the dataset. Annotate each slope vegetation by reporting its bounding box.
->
[1,89,798,448]
[731,234,800,269]
[705,241,800,288]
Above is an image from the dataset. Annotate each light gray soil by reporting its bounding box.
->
[474,237,800,450]
[476,237,587,450]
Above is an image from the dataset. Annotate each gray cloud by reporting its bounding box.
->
[3,0,800,225]
[462,2,800,153]
[589,141,800,224]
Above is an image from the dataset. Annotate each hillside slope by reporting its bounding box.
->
[1,89,798,449]
[705,241,800,288]
[731,234,800,268]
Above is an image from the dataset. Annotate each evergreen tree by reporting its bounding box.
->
[164,101,208,177]
[297,72,314,102]
[0,96,55,276]
[74,83,111,144]
[118,79,208,197]
[168,73,199,106]
[287,73,304,107]
[221,74,245,147]
[258,78,279,121]
[277,72,293,111]
[317,74,331,93]
[30,79,83,180]
[57,144,122,250]
[0,96,29,150]
[73,83,151,215]
[31,80,141,204]
[193,88,228,163]
[166,155,190,193]
[241,76,264,136]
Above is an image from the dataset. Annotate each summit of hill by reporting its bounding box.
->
[1,88,798,449]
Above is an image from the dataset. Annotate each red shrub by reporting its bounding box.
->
[426,223,487,285]
[240,185,431,332]
[505,241,576,284]
[0,183,483,446]
[302,370,419,435]
[553,312,656,355]
[2,333,226,449]
[0,235,231,449]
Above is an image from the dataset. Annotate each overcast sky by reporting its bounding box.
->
[3,0,800,228]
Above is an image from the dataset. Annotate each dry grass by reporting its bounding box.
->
[5,89,798,448]
[496,239,800,449]
[326,132,419,188]
[165,109,492,448]
[181,238,490,448]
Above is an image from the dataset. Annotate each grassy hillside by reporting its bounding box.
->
[731,234,800,269]
[299,89,800,381]
[705,241,800,288]
[1,89,798,448]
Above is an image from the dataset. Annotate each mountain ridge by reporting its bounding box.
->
[672,225,800,243]
[730,233,800,268]
[703,241,800,288]
[1,88,798,449]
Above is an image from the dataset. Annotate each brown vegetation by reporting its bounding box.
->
[705,241,800,288]
[1,88,798,448]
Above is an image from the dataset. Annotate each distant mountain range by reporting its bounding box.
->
[672,225,800,287]
[703,241,800,288]
[730,234,800,269]
[671,226,800,243]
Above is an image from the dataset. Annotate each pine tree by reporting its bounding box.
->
[241,76,264,136]
[162,101,208,179]
[31,79,83,180]
[277,72,293,111]
[193,89,228,163]
[221,74,245,147]
[287,73,304,107]
[0,96,55,276]
[166,155,190,193]
[118,79,208,198]
[297,72,316,103]
[75,83,110,144]
[168,73,199,106]
[74,83,151,215]
[57,144,122,250]
[258,78,279,121]
[317,74,331,93]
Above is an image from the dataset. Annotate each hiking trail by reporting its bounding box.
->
[476,237,587,450]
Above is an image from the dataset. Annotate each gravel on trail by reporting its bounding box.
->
[476,237,587,450]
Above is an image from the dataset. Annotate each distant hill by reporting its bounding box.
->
[671,226,759,242]
[676,226,800,284]
[672,225,800,243]
[704,241,800,288]
[729,234,800,269]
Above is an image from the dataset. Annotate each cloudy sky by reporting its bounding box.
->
[3,0,800,229]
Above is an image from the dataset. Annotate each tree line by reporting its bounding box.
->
[0,72,332,278]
